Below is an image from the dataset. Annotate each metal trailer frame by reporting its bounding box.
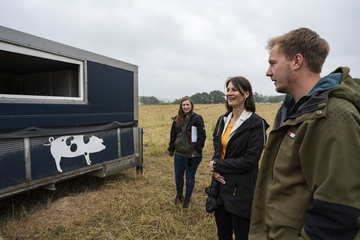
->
[0,26,143,200]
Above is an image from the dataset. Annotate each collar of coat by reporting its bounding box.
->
[222,110,253,141]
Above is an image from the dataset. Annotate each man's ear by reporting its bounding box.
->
[293,54,303,70]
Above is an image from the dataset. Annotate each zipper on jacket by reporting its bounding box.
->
[271,128,289,180]
[184,115,189,155]
[214,115,225,159]
[183,113,192,156]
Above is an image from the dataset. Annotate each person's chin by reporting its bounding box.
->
[275,86,286,93]
[229,103,239,108]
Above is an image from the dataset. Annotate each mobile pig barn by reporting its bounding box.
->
[0,26,143,199]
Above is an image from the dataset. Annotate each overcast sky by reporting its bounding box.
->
[1,0,359,102]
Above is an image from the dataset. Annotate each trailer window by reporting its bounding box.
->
[0,42,85,104]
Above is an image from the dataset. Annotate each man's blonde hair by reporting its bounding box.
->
[266,28,330,73]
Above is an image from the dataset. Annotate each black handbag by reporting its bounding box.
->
[205,175,219,213]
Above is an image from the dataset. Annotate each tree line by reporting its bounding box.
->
[140,78,360,105]
[140,90,286,105]
[140,90,225,105]
[172,90,226,105]
[254,92,285,104]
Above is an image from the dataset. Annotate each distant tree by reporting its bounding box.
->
[254,92,260,102]
[202,92,211,103]
[209,90,226,103]
[171,98,181,105]
[254,92,267,103]
[267,95,285,103]
[170,91,285,105]
[171,96,190,105]
[354,78,360,87]
[253,92,284,103]
[190,93,202,104]
[140,96,160,105]
[191,92,210,104]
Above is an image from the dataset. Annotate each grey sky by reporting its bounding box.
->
[1,0,359,101]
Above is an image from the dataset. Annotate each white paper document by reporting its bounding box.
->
[191,126,197,142]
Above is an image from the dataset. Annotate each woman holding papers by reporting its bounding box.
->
[209,77,268,239]
[168,97,206,208]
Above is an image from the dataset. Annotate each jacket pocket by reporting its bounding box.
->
[174,132,183,149]
[174,132,184,150]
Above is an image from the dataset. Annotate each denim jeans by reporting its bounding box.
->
[174,153,202,197]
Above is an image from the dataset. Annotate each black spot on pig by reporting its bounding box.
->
[83,135,90,144]
[70,143,77,152]
[66,136,75,146]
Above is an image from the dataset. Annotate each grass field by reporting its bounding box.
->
[0,103,358,239]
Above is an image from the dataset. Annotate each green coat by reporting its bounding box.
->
[249,67,360,240]
[168,112,206,158]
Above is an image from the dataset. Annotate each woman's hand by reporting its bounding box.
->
[209,160,214,172]
[213,172,225,184]
[209,161,225,184]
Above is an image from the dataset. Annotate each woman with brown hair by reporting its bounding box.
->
[209,77,268,239]
[168,97,206,208]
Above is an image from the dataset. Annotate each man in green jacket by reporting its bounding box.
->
[249,27,360,239]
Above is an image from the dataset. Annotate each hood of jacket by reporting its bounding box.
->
[275,66,360,128]
[330,67,360,112]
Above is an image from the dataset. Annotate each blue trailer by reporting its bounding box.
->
[0,26,143,199]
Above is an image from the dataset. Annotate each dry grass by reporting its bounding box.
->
[0,103,281,239]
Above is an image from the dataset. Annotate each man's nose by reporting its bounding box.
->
[266,67,272,77]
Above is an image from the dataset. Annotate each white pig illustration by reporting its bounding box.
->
[44,135,106,172]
